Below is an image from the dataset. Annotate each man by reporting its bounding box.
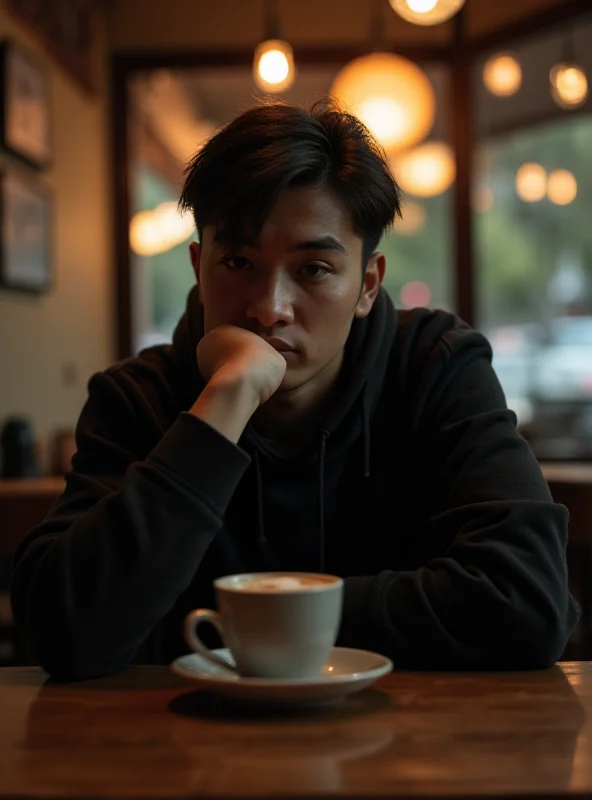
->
[11,102,578,680]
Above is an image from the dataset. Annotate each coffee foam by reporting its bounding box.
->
[240,575,334,593]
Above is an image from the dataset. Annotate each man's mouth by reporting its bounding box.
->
[262,337,297,354]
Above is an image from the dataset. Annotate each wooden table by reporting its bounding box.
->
[1,663,591,800]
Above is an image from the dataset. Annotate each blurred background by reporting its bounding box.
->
[0,0,591,663]
[1,0,591,467]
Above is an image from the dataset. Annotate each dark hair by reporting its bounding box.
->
[179,100,402,267]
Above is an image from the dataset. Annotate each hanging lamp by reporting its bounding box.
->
[391,141,455,197]
[330,0,435,154]
[550,33,588,109]
[483,52,522,97]
[253,0,296,94]
[388,0,466,26]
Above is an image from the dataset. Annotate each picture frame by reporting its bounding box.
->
[0,169,53,294]
[3,0,96,93]
[0,40,52,168]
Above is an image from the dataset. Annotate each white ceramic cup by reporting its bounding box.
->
[184,572,344,679]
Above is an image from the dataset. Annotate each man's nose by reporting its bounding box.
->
[246,272,295,328]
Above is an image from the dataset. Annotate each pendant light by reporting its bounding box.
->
[483,52,522,97]
[388,0,466,26]
[253,0,295,94]
[130,203,195,257]
[550,34,588,109]
[515,163,547,203]
[391,141,455,197]
[330,0,435,154]
[547,170,578,206]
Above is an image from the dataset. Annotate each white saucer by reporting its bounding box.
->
[170,646,393,707]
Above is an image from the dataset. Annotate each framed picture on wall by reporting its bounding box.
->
[3,0,96,92]
[0,169,53,294]
[0,40,52,168]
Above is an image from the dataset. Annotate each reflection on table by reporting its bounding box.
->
[0,662,591,800]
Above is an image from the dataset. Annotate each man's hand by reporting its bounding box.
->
[197,325,287,405]
[189,326,287,443]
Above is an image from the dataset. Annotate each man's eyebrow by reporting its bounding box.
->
[289,236,347,254]
[212,233,347,254]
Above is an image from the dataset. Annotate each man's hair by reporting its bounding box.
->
[179,100,402,267]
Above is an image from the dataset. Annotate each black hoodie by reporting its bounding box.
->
[11,288,579,679]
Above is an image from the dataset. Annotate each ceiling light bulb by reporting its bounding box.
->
[389,0,466,26]
[253,39,295,93]
[130,203,194,256]
[483,53,522,97]
[392,142,456,197]
[407,0,438,12]
[515,163,547,203]
[330,52,435,154]
[550,62,588,108]
[547,169,577,205]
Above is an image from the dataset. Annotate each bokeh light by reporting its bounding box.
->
[130,202,195,256]
[392,142,455,197]
[401,281,432,308]
[515,163,547,203]
[330,53,435,154]
[547,169,577,205]
[253,40,295,93]
[550,63,588,108]
[389,0,466,26]
[483,53,522,97]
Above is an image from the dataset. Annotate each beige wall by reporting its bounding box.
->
[0,7,113,471]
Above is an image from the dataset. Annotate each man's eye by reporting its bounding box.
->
[300,263,330,279]
[223,256,252,270]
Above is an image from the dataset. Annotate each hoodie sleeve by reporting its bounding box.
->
[338,322,579,669]
[10,368,250,680]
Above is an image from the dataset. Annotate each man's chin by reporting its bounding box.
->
[276,367,309,395]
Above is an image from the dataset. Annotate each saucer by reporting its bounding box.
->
[170,646,393,707]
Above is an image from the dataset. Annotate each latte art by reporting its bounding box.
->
[240,574,336,593]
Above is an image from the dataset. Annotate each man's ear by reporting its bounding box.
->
[355,252,386,318]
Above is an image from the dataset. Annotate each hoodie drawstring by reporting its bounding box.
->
[362,387,371,479]
[318,431,328,573]
[254,451,269,554]
[254,391,370,573]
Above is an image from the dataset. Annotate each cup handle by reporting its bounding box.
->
[184,609,237,672]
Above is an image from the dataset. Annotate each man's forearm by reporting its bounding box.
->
[11,412,251,681]
[189,376,259,444]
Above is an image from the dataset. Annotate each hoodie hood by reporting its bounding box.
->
[171,285,398,571]
[171,284,397,457]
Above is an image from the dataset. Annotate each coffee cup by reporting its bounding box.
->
[184,572,344,679]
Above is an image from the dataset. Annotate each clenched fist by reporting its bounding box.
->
[197,325,287,407]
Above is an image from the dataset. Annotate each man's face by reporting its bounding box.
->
[190,186,385,394]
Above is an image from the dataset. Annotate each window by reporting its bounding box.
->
[381,189,453,312]
[127,63,453,352]
[474,20,592,458]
